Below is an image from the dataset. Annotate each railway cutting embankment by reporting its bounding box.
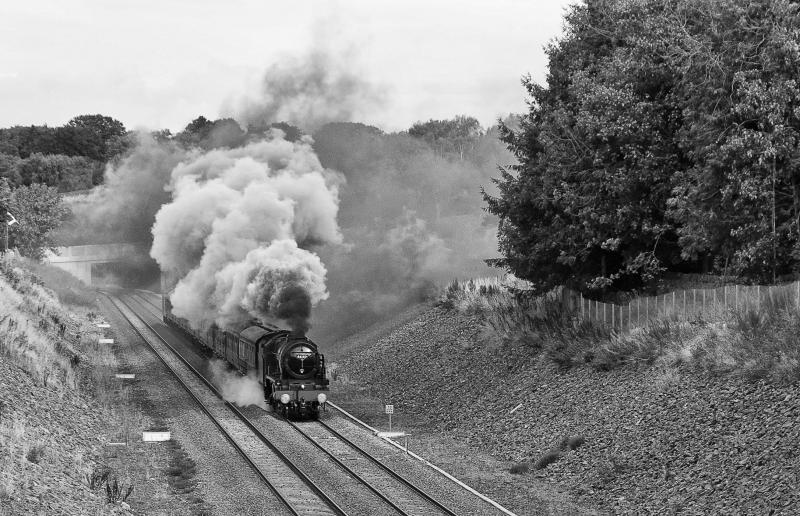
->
[335,300,800,515]
[0,254,136,515]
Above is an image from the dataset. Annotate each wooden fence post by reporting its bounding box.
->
[757,285,760,313]
[683,290,686,320]
[735,284,739,312]
[702,288,706,318]
[580,293,584,319]
[713,288,717,317]
[637,298,640,325]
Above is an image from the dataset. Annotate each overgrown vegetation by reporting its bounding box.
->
[18,255,98,307]
[105,477,134,504]
[486,0,800,292]
[0,178,70,259]
[0,252,127,504]
[164,440,199,495]
[534,448,563,471]
[444,277,800,384]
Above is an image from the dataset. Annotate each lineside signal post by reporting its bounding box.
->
[385,404,394,432]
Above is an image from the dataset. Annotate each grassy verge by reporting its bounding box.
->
[0,253,215,514]
[441,276,800,384]
[0,252,147,510]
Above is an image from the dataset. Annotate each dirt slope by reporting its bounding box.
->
[337,304,800,515]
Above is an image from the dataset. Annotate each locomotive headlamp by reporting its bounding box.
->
[317,393,327,404]
[280,394,290,404]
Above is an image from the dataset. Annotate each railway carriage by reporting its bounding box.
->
[161,295,329,419]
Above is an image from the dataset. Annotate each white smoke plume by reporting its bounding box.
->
[234,49,383,133]
[56,134,184,246]
[209,359,267,409]
[151,133,342,333]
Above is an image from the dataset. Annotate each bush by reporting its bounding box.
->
[105,477,134,504]
[449,272,800,384]
[509,462,530,474]
[165,441,199,494]
[560,435,586,452]
[533,448,562,470]
[85,466,111,489]
[25,443,46,464]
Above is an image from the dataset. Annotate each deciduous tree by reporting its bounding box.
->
[486,0,800,292]
[7,183,68,259]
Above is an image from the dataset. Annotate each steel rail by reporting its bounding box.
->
[128,293,416,515]
[111,294,347,516]
[105,294,300,516]
[327,403,519,516]
[315,419,458,516]
[284,419,413,516]
[128,291,453,515]
[132,291,162,313]
[120,293,348,516]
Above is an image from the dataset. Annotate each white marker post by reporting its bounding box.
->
[385,404,394,432]
[142,431,171,442]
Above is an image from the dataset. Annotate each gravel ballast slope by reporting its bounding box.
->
[338,304,800,515]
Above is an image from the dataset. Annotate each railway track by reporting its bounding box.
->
[120,292,461,515]
[108,294,345,516]
[288,419,458,516]
[125,291,520,515]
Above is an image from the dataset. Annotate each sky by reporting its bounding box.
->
[0,0,576,133]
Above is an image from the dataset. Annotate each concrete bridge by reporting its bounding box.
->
[46,243,149,284]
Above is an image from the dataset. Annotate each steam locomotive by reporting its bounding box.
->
[161,296,329,419]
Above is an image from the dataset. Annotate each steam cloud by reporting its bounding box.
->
[234,50,383,132]
[151,134,342,332]
[55,45,513,346]
[209,359,267,409]
[308,123,510,341]
[57,135,183,246]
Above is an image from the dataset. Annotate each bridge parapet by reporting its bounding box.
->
[45,242,150,284]
[49,243,148,263]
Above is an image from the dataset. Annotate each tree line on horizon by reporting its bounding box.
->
[0,110,501,259]
[486,0,800,294]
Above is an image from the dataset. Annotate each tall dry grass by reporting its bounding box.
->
[0,253,145,506]
[0,252,119,396]
[21,257,99,307]
[442,276,800,383]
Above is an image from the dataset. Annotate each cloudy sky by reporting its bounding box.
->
[0,0,575,133]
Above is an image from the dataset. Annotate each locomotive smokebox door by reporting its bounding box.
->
[286,345,315,378]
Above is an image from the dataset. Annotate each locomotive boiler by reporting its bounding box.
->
[162,296,329,419]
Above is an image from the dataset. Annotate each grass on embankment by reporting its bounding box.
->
[0,252,139,507]
[441,277,800,385]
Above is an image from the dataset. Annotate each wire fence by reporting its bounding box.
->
[576,281,800,330]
